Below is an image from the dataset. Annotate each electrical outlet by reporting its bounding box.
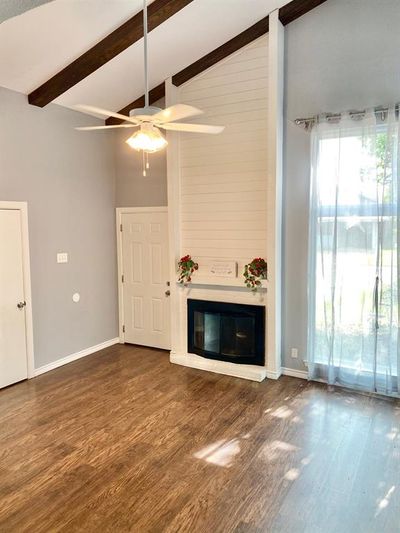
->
[291,348,298,359]
[57,252,68,264]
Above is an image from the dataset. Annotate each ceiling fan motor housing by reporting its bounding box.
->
[129,106,162,119]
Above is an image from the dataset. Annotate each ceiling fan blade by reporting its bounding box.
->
[152,104,204,123]
[74,104,140,125]
[160,122,225,134]
[76,124,138,131]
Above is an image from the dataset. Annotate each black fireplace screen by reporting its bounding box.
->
[188,299,265,366]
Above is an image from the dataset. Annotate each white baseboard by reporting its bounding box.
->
[33,342,310,382]
[282,367,308,380]
[170,351,268,382]
[266,369,282,380]
[33,337,119,377]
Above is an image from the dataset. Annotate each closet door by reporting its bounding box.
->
[121,210,170,350]
[0,209,28,388]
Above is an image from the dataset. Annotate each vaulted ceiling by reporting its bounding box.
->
[0,0,322,117]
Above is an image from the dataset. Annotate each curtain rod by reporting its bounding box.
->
[294,105,399,131]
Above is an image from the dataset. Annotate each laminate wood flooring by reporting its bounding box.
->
[0,344,399,532]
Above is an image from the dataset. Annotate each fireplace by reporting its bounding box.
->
[187,299,265,366]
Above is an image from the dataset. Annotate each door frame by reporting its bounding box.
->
[0,201,35,378]
[116,206,169,344]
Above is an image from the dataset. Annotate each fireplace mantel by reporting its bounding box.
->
[175,279,268,290]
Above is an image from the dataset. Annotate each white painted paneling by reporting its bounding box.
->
[181,170,267,185]
[182,160,268,177]
[182,179,267,195]
[182,78,268,103]
[181,200,267,213]
[179,35,269,277]
[182,210,265,222]
[179,90,268,114]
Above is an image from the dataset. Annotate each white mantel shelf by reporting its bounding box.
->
[175,278,268,290]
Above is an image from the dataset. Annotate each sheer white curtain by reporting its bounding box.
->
[308,107,400,396]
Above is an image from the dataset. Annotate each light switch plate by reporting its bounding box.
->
[57,252,68,264]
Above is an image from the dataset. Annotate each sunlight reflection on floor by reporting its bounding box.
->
[269,405,293,419]
[284,468,300,480]
[193,438,241,467]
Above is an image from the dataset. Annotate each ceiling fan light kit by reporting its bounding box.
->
[126,123,168,153]
[75,0,224,176]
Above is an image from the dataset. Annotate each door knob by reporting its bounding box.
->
[165,290,170,297]
[17,301,26,309]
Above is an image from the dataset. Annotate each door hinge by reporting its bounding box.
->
[121,274,124,283]
[120,223,123,232]
[122,325,125,333]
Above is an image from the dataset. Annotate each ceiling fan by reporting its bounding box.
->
[75,0,224,175]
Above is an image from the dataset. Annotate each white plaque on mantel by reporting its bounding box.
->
[209,261,237,278]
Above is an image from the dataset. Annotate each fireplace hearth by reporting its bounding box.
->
[187,299,265,366]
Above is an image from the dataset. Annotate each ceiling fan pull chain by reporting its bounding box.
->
[142,151,146,177]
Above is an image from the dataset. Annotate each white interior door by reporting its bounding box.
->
[121,210,171,350]
[0,209,28,388]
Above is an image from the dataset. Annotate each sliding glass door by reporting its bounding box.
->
[308,109,399,396]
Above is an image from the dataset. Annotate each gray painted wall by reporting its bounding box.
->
[0,87,118,368]
[114,129,168,207]
[282,0,400,371]
[0,0,53,23]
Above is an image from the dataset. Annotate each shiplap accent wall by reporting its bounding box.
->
[178,36,269,275]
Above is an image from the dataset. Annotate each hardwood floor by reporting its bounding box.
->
[0,345,399,532]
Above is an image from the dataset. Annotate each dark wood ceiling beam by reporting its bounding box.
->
[106,83,165,125]
[279,0,328,25]
[28,0,193,107]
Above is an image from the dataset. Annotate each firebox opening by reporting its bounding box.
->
[188,299,265,366]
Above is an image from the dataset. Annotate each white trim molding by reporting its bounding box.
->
[266,9,284,380]
[282,367,308,380]
[165,77,184,358]
[0,201,35,379]
[116,207,168,214]
[170,352,268,382]
[34,338,119,376]
[266,369,282,380]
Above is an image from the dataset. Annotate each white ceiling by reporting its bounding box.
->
[0,0,288,115]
